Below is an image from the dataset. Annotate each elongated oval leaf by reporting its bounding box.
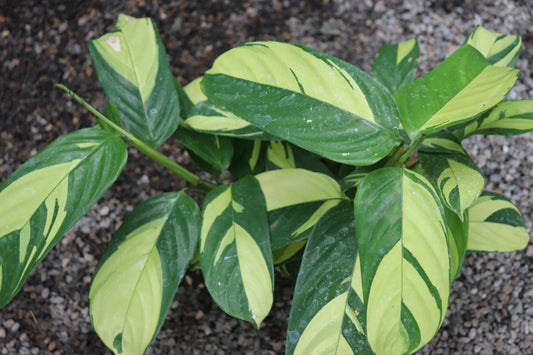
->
[201,41,400,165]
[419,132,485,218]
[287,201,372,354]
[445,207,469,281]
[229,139,268,179]
[200,176,273,327]
[89,14,180,148]
[175,126,234,176]
[355,167,450,354]
[89,192,200,355]
[255,168,347,211]
[265,140,334,176]
[466,191,529,252]
[0,128,127,308]
[183,77,274,140]
[464,25,522,67]
[454,100,533,139]
[372,38,419,94]
[396,45,519,140]
[269,199,341,250]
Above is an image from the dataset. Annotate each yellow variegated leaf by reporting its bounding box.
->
[467,191,529,252]
[396,45,519,139]
[419,132,485,218]
[202,41,400,165]
[287,201,371,354]
[355,168,450,354]
[89,192,200,355]
[183,77,272,139]
[256,168,347,211]
[372,38,420,94]
[90,219,164,354]
[200,176,273,327]
[0,128,127,308]
[464,25,522,67]
[89,15,180,147]
[456,100,533,139]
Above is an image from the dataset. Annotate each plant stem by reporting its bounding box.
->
[398,135,425,166]
[56,84,216,191]
[384,141,406,168]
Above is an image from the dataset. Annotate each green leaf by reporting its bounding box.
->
[454,100,533,139]
[175,127,233,176]
[201,41,400,165]
[265,140,334,178]
[96,104,122,132]
[466,191,529,252]
[464,25,522,67]
[200,176,273,327]
[0,128,127,308]
[89,192,200,355]
[183,77,274,140]
[228,140,269,179]
[255,168,347,211]
[272,240,306,265]
[355,167,450,354]
[88,14,180,148]
[287,201,371,354]
[372,38,420,94]
[419,132,485,219]
[395,45,519,140]
[445,207,468,281]
[269,199,342,250]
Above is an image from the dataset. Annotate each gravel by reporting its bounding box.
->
[1,0,532,354]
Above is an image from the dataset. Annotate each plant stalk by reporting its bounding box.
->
[398,135,426,166]
[56,84,216,191]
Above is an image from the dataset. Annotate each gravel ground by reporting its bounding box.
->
[1,0,532,354]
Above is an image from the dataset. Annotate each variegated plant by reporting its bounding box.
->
[0,15,531,354]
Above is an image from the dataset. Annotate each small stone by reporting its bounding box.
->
[194,310,205,320]
[10,322,20,332]
[51,296,64,305]
[468,328,477,339]
[0,326,5,338]
[99,206,109,216]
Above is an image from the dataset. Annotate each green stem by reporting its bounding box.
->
[384,141,406,168]
[398,135,426,166]
[56,84,216,191]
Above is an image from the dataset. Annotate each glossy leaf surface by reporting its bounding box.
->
[265,141,333,177]
[255,168,346,211]
[454,100,533,139]
[445,207,468,281]
[464,25,522,67]
[89,14,180,147]
[200,176,273,327]
[202,41,400,165]
[355,168,450,354]
[287,201,372,354]
[228,140,268,179]
[372,38,419,94]
[89,192,200,355]
[467,191,529,252]
[396,45,519,139]
[0,128,127,308]
[175,126,233,176]
[269,199,341,250]
[183,77,274,140]
[419,132,485,218]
